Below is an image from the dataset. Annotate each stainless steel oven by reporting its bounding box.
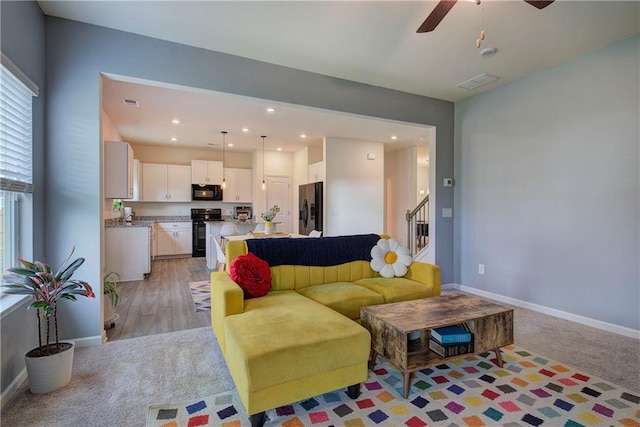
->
[191,208,222,257]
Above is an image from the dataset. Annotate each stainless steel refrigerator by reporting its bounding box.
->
[299,182,323,235]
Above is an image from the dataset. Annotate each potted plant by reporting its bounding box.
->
[260,204,280,235]
[1,246,95,394]
[103,271,122,328]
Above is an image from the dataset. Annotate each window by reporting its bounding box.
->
[1,54,37,302]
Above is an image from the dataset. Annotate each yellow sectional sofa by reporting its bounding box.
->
[210,234,441,426]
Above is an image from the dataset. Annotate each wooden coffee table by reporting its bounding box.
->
[360,293,514,398]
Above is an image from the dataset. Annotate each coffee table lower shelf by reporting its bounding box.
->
[368,344,506,398]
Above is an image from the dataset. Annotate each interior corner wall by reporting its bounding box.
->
[385,147,416,247]
[0,0,45,403]
[454,36,640,330]
[325,138,384,236]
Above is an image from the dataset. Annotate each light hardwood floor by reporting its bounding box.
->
[106,257,212,341]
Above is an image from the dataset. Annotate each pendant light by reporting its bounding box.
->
[221,131,227,189]
[261,135,266,191]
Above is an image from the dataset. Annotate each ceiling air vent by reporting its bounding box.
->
[457,73,500,91]
[122,98,139,107]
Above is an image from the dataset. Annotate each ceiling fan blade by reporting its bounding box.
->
[417,0,458,33]
[523,0,554,9]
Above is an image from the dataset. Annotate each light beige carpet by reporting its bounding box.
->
[1,327,233,426]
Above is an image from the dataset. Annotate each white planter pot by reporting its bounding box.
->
[25,341,75,394]
[104,296,115,324]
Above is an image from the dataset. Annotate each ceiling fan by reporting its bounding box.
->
[417,0,554,33]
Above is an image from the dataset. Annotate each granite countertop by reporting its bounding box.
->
[105,216,268,228]
[105,216,191,228]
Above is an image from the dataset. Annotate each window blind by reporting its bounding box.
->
[1,58,36,194]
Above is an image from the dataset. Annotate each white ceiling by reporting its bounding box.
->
[101,75,433,153]
[39,1,639,153]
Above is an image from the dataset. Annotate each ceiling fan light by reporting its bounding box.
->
[480,47,497,58]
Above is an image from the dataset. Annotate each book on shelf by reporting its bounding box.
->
[429,339,474,358]
[430,325,472,344]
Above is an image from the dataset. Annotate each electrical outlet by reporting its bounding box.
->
[478,264,485,275]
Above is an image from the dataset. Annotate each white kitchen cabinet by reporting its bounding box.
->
[223,168,252,202]
[105,226,151,281]
[308,161,325,183]
[105,141,134,199]
[124,159,142,201]
[142,163,191,202]
[156,222,192,256]
[191,160,223,185]
[151,222,158,257]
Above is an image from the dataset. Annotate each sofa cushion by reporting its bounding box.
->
[245,234,380,266]
[353,277,434,303]
[230,253,272,298]
[224,291,370,392]
[296,282,385,319]
[269,261,376,291]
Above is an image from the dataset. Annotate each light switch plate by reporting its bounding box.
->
[442,208,452,218]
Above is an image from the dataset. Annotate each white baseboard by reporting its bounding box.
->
[445,283,640,340]
[73,334,103,348]
[1,368,26,410]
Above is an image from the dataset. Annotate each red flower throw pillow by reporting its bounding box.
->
[229,252,272,299]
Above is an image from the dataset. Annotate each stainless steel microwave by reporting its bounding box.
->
[191,184,223,201]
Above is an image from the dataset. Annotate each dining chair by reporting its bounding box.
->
[309,230,322,237]
[253,223,265,233]
[212,235,227,271]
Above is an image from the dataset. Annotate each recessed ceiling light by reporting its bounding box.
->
[277,147,282,151]
[242,128,249,132]
[419,136,426,141]
[391,135,398,140]
[172,119,180,124]
[171,137,177,142]
[266,107,275,113]
[228,143,234,147]
[300,134,307,138]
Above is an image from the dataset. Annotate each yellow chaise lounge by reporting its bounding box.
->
[210,234,441,426]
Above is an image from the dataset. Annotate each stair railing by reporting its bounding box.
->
[406,194,429,256]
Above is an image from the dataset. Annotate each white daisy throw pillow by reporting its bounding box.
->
[370,238,412,278]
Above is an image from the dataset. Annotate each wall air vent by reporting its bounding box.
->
[122,98,139,107]
[457,73,500,91]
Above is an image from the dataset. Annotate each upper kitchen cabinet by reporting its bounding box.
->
[308,161,325,183]
[142,163,191,202]
[105,141,134,199]
[191,160,223,185]
[125,159,142,201]
[223,168,252,203]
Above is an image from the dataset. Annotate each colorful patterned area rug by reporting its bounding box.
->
[188,281,211,312]
[146,345,640,427]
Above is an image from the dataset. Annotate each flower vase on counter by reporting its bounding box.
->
[260,205,280,235]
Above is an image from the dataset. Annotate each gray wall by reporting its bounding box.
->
[454,36,640,330]
[43,16,455,343]
[0,0,45,398]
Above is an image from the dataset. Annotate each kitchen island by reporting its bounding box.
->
[204,220,281,269]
